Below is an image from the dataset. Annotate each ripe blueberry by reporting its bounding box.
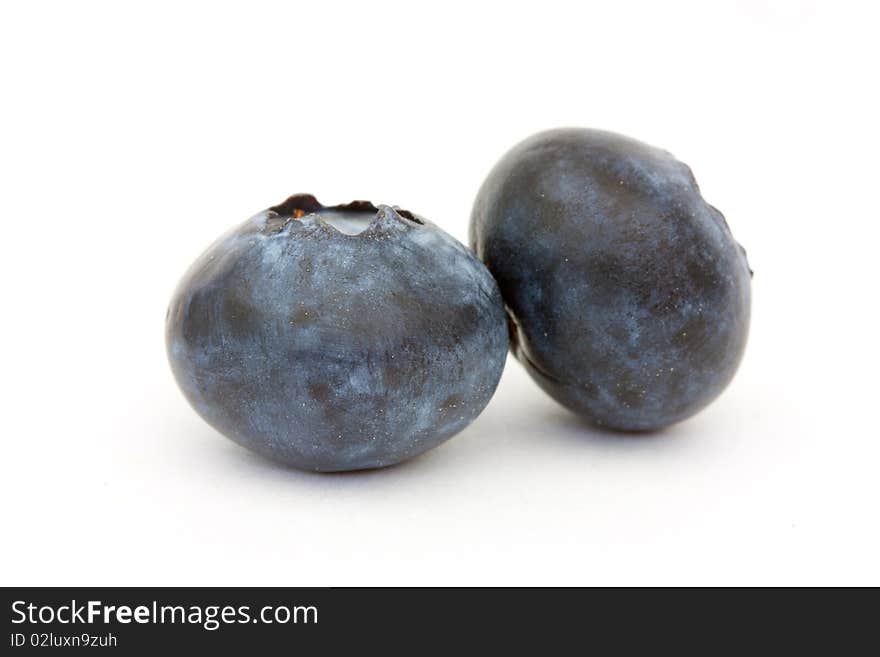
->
[470,129,751,431]
[167,195,508,471]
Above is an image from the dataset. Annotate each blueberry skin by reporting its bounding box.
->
[167,195,508,471]
[470,129,751,431]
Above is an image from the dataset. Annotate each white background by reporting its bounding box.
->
[2,1,878,586]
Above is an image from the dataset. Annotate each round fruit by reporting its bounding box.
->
[470,128,751,431]
[167,194,508,471]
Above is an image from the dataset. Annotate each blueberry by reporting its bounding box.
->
[470,129,751,431]
[167,194,508,471]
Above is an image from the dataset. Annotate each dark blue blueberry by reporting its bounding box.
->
[167,195,508,471]
[470,129,751,431]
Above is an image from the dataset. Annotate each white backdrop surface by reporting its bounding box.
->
[1,1,877,585]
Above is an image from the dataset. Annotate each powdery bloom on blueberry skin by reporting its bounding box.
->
[167,195,508,472]
[470,129,752,431]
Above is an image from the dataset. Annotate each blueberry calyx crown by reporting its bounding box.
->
[264,193,424,237]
